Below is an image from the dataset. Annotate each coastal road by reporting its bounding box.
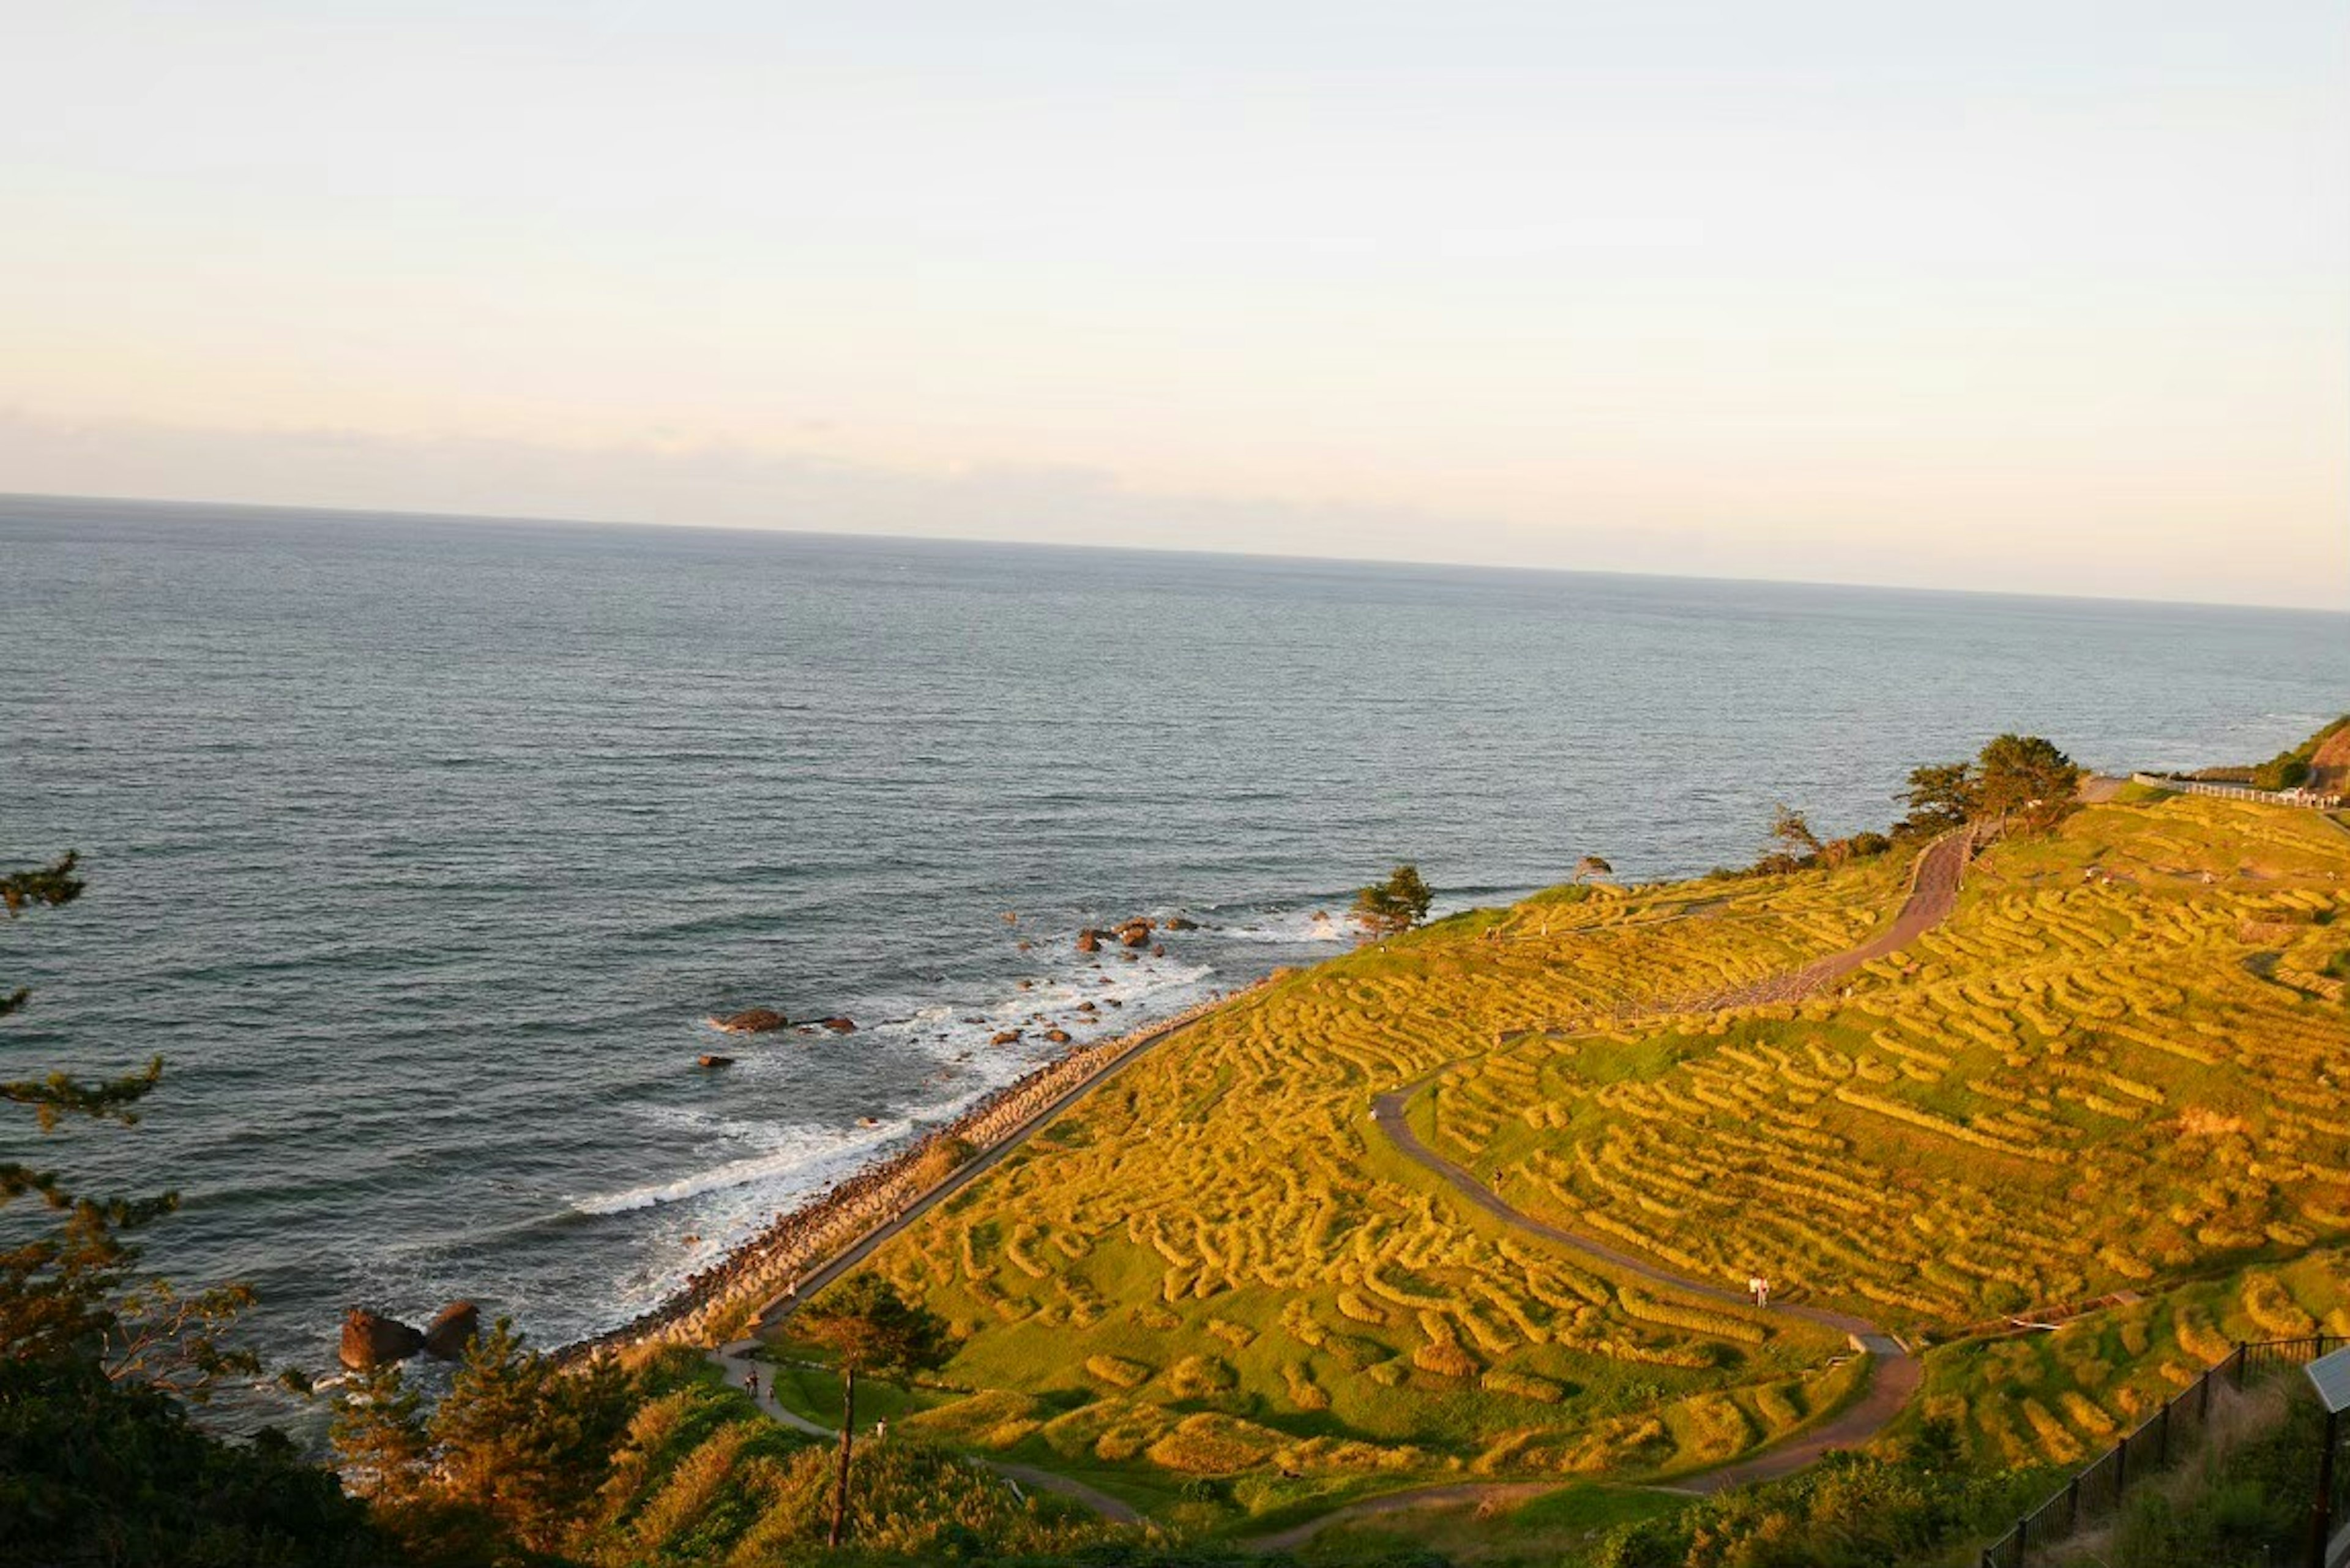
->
[702,1001,1231,1525]
[715,832,1969,1545]
[1263,833,1971,1549]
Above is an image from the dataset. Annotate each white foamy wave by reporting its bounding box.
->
[572,1116,914,1215]
[1217,906,1357,944]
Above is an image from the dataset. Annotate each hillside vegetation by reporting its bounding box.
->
[791,790,2350,1524]
[800,856,1915,1518]
[1422,793,2350,1469]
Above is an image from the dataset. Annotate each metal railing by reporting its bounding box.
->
[1980,1335,2344,1568]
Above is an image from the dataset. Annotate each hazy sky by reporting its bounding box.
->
[4,2,2344,607]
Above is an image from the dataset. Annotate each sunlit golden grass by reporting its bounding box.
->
[806,794,2350,1494]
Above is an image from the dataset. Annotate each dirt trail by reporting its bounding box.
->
[1267,833,1971,1548]
[708,1341,1143,1525]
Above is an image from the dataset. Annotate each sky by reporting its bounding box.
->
[3,1,2345,608]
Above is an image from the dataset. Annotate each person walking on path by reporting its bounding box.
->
[745,1368,761,1398]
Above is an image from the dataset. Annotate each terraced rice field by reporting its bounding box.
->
[797,794,2350,1498]
[824,854,1925,1498]
[1426,795,2350,1465]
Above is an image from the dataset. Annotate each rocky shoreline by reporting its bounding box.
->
[554,985,1256,1366]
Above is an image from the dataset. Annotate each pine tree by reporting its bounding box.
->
[331,1359,430,1504]
[1353,864,1434,936]
[795,1274,951,1547]
[430,1316,628,1555]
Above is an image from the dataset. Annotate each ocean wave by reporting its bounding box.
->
[1217,906,1357,944]
[572,1118,914,1215]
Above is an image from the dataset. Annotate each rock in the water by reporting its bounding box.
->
[1044,1028,1072,1043]
[340,1307,425,1370]
[710,1007,788,1034]
[698,1054,734,1069]
[1164,916,1199,931]
[1116,920,1153,947]
[1151,944,1166,957]
[423,1301,480,1359]
[1075,928,1102,954]
[990,1029,1023,1045]
[819,1017,857,1034]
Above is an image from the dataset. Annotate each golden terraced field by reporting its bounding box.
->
[804,793,2350,1499]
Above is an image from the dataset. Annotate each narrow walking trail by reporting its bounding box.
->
[708,1340,1144,1525]
[1264,833,1972,1549]
[695,1010,1214,1525]
[708,833,1973,1545]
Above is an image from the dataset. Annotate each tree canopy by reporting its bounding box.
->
[1353,864,1434,936]
[3,851,378,1564]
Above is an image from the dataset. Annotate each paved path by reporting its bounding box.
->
[698,1007,1221,1526]
[737,1006,1218,1345]
[1266,834,1969,1548]
[710,1340,1144,1525]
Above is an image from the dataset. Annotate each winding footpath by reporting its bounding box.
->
[1260,831,1973,1550]
[707,832,1973,1542]
[699,1006,1222,1524]
[708,1341,1143,1524]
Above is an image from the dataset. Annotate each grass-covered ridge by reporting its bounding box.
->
[786,791,2350,1521]
[793,851,1925,1517]
[1427,793,2350,1468]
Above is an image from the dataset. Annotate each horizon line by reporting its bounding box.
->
[8,487,2348,621]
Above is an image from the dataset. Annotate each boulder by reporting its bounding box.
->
[423,1301,480,1360]
[340,1307,425,1370]
[819,1017,857,1034]
[1164,917,1199,932]
[1044,1028,1072,1044]
[698,1054,734,1069]
[709,1007,788,1034]
[1076,928,1102,954]
[990,1029,1023,1045]
[1117,922,1153,947]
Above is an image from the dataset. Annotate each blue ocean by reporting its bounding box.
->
[4,492,2343,1389]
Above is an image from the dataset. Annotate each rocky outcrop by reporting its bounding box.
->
[423,1301,480,1359]
[340,1307,425,1370]
[1116,919,1154,947]
[709,1008,788,1034]
[1076,928,1102,954]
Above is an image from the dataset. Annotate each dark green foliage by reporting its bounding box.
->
[1586,1433,2049,1568]
[797,1274,955,1546]
[428,1317,632,1555]
[0,852,386,1565]
[1975,733,2081,826]
[0,1353,384,1567]
[1355,864,1435,936]
[797,1275,953,1383]
[332,1361,430,1504]
[2095,1390,2326,1567]
[2248,714,2348,791]
[2,849,83,1021]
[1898,761,1977,839]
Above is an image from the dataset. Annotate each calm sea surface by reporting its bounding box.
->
[4,493,2344,1402]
